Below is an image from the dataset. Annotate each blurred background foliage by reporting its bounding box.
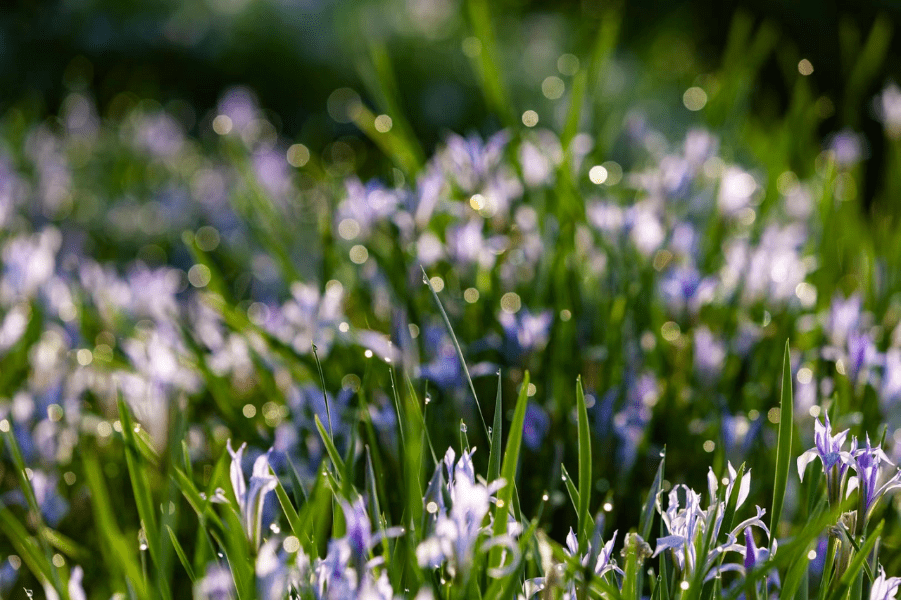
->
[3,0,900,200]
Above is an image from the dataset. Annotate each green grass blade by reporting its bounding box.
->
[639,447,665,542]
[166,526,196,583]
[576,375,592,554]
[404,374,438,467]
[1,427,66,596]
[489,371,530,571]
[272,474,302,538]
[0,503,58,594]
[421,265,489,438]
[560,463,581,516]
[487,369,503,484]
[171,468,225,532]
[315,414,347,475]
[781,540,815,600]
[770,339,793,546]
[83,451,148,598]
[118,395,171,598]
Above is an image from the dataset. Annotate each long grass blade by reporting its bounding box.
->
[770,339,793,546]
[421,265,489,438]
[487,369,503,484]
[576,375,591,554]
[489,371,530,571]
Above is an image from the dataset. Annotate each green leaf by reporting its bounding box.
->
[1,427,66,596]
[171,468,224,532]
[83,451,148,598]
[560,463,581,516]
[0,504,57,594]
[639,447,665,542]
[487,369,503,484]
[272,473,302,539]
[166,526,196,583]
[781,540,815,600]
[315,414,347,476]
[118,395,171,598]
[576,375,592,554]
[421,265,488,438]
[770,339,793,544]
[489,371,530,571]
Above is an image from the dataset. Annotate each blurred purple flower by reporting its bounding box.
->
[499,309,552,362]
[523,402,550,451]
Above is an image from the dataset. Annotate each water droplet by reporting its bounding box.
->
[488,427,493,436]
[139,543,148,551]
[422,274,429,285]
[496,368,501,376]
[424,394,431,405]
[460,423,468,433]
[312,343,318,351]
[24,589,33,600]
[542,493,549,501]
[134,424,141,433]
[562,475,567,481]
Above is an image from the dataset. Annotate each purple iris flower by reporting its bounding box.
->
[797,415,854,506]
[848,436,901,531]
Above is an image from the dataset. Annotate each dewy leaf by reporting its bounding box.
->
[770,339,793,546]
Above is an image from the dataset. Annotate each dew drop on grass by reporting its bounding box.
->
[460,423,467,433]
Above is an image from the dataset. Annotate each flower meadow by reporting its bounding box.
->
[5,6,901,600]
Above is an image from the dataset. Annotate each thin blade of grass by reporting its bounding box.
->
[118,395,171,598]
[560,463,581,516]
[489,371,530,571]
[770,339,793,546]
[1,427,65,595]
[487,369,503,484]
[166,526,196,583]
[315,414,347,476]
[272,474,302,538]
[421,265,489,439]
[83,451,147,598]
[639,447,665,542]
[0,504,58,594]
